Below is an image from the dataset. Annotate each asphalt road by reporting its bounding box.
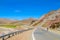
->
[33,27,60,40]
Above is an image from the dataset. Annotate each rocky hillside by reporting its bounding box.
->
[32,9,60,29]
[41,9,60,29]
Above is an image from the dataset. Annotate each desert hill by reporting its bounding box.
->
[0,18,16,24]
[32,9,60,29]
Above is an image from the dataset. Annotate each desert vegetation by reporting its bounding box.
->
[0,25,16,28]
[50,22,60,29]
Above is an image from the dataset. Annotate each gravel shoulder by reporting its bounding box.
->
[7,29,34,40]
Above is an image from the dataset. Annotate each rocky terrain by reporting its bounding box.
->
[32,9,60,29]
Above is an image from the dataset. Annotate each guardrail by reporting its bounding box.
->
[0,28,33,40]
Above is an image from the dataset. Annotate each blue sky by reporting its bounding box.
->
[0,0,60,20]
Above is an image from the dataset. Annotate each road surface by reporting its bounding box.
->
[33,27,60,40]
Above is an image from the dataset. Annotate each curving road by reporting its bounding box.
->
[33,27,60,40]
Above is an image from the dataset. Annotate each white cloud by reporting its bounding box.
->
[15,10,21,13]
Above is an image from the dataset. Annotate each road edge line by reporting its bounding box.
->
[32,29,36,40]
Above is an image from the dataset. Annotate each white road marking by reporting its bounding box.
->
[32,32,35,40]
[32,28,37,40]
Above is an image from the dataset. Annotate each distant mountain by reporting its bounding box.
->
[11,18,37,25]
[0,18,37,29]
[0,18,16,24]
